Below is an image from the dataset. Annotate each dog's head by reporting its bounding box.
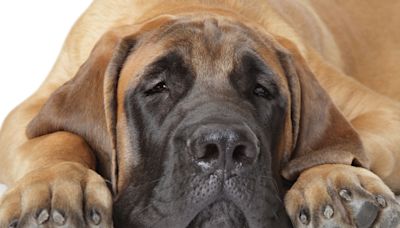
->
[27,12,368,228]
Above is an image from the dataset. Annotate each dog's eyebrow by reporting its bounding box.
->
[140,51,186,79]
[240,52,275,77]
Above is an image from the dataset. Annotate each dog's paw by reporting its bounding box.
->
[285,164,400,228]
[0,162,113,228]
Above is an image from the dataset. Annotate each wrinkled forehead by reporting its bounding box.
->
[118,15,286,94]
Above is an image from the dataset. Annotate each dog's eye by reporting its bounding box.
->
[253,83,272,99]
[145,81,168,96]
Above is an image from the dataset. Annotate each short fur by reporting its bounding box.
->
[1,0,400,227]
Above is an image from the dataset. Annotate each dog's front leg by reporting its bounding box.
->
[0,131,113,227]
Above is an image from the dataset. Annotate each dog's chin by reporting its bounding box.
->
[187,200,248,228]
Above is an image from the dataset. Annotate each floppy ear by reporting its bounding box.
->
[276,38,369,181]
[26,27,138,193]
[27,16,176,194]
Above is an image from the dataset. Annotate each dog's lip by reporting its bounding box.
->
[186,198,248,228]
[122,172,281,227]
[175,175,243,227]
[183,174,254,225]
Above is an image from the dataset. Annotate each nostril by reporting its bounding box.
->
[197,144,219,161]
[232,145,255,164]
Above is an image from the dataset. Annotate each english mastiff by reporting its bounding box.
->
[1,0,400,227]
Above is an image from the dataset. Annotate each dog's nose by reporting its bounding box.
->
[188,123,259,172]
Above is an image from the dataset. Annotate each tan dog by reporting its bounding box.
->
[1,0,400,227]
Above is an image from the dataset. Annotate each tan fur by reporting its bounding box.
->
[1,0,400,226]
[285,164,395,227]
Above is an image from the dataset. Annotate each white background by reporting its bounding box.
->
[0,1,92,195]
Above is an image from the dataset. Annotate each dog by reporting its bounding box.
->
[1,0,400,227]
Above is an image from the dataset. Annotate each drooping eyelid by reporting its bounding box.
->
[255,76,279,95]
[143,72,168,90]
[235,51,279,89]
[248,51,281,90]
[136,51,177,91]
[134,71,165,96]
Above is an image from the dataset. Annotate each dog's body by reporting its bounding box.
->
[1,0,400,227]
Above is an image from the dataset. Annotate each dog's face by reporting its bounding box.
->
[27,11,366,228]
[113,16,290,227]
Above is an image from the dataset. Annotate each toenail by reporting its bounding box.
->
[90,208,102,225]
[299,208,310,225]
[52,209,66,226]
[376,195,387,208]
[323,205,334,219]
[36,209,50,224]
[339,189,352,202]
